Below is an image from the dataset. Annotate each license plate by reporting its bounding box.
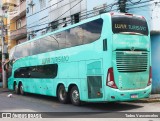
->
[130,94,138,99]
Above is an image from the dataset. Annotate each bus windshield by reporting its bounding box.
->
[112,15,149,35]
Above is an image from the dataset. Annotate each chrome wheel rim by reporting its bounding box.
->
[59,88,66,100]
[72,90,79,103]
[15,85,18,92]
[20,85,23,94]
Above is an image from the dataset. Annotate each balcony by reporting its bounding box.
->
[10,0,26,21]
[3,18,7,26]
[2,0,17,7]
[10,27,27,40]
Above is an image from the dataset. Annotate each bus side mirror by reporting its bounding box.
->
[103,39,107,51]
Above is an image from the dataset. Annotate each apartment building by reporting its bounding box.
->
[9,0,27,52]
[26,0,87,40]
[1,0,27,52]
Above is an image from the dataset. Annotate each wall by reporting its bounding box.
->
[151,35,160,93]
[26,0,50,39]
[49,0,87,22]
[27,0,87,39]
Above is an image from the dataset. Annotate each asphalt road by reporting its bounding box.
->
[0,90,159,121]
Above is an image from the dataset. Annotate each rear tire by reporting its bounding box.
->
[70,86,81,106]
[14,83,19,94]
[57,85,69,104]
[20,83,25,95]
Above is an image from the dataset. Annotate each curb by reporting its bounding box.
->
[137,98,160,103]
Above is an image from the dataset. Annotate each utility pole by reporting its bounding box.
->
[0,8,7,88]
[118,0,127,13]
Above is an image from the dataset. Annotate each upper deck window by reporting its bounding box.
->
[112,15,149,36]
[13,18,103,59]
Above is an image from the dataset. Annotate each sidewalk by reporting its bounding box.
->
[137,94,160,103]
[0,87,11,93]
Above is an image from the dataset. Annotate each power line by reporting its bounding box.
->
[28,0,84,33]
[3,0,65,28]
[6,0,155,38]
[27,0,65,18]
[7,1,118,38]
[5,0,83,31]
[6,0,84,37]
[27,0,83,28]
[127,0,154,6]
[27,0,156,34]
[7,0,151,31]
[128,0,142,4]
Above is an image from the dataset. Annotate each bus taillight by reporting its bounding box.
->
[106,68,117,89]
[125,13,133,16]
[147,66,152,86]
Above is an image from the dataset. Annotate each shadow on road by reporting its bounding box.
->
[18,92,143,112]
[0,91,146,118]
[82,102,143,112]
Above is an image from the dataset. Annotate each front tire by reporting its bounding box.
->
[57,85,69,104]
[70,86,81,106]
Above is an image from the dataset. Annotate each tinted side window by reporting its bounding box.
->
[14,64,58,79]
[39,36,59,53]
[54,31,66,49]
[31,40,41,55]
[14,46,23,59]
[14,43,31,59]
[14,19,103,57]
[82,19,103,44]
[66,18,103,47]
[66,27,83,47]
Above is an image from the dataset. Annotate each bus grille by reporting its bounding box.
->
[116,52,148,72]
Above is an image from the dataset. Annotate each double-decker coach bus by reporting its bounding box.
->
[7,12,151,105]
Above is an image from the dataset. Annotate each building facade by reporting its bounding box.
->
[26,0,87,40]
[8,0,27,52]
[1,0,27,52]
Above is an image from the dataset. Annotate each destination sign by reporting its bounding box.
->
[112,16,149,35]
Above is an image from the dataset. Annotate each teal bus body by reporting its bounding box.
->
[8,13,151,104]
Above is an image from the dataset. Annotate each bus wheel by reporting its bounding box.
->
[57,85,69,104]
[14,83,19,94]
[20,83,25,95]
[70,86,80,106]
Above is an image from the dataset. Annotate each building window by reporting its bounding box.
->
[62,18,67,27]
[50,21,58,31]
[71,13,80,24]
[16,19,21,29]
[40,0,46,9]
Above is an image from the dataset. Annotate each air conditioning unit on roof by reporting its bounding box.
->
[93,4,107,15]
